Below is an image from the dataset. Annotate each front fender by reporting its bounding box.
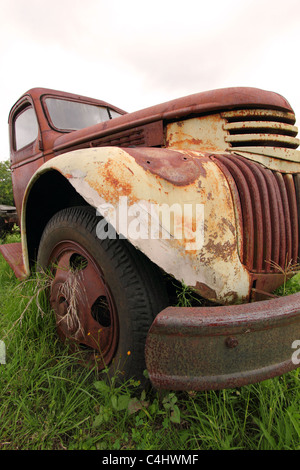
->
[22,146,251,304]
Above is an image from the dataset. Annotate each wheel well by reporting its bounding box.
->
[25,169,88,266]
[24,169,207,307]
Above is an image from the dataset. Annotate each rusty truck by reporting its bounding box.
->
[1,86,300,390]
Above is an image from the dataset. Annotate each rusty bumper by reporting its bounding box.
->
[145,293,300,391]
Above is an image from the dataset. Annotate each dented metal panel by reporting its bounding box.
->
[145,292,300,390]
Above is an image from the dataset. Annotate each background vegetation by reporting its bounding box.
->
[0,160,14,206]
[0,232,299,450]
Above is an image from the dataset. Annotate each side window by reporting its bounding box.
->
[14,105,39,151]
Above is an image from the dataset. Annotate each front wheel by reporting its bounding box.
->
[37,206,168,383]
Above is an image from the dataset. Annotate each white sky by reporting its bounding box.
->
[1,0,300,161]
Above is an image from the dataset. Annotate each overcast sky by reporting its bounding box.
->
[1,0,300,161]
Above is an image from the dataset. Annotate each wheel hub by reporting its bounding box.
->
[49,241,118,368]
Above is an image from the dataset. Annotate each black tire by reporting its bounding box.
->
[37,206,168,384]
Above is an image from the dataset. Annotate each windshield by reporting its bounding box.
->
[45,98,122,131]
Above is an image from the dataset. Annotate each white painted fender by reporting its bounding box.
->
[22,146,251,304]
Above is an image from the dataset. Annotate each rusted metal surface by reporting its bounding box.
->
[52,87,294,154]
[251,273,291,301]
[8,87,300,220]
[293,173,300,260]
[8,89,126,220]
[221,108,296,123]
[48,240,118,368]
[20,143,300,304]
[166,107,300,151]
[230,148,300,171]
[145,293,300,391]
[125,147,203,186]
[212,155,255,270]
[0,242,26,278]
[5,85,300,390]
[225,133,300,149]
[222,109,299,149]
[8,86,300,302]
[166,114,228,152]
[211,154,299,274]
[283,174,299,263]
[222,109,298,148]
[89,121,164,149]
[22,146,252,305]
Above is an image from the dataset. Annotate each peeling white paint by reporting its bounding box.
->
[22,147,251,304]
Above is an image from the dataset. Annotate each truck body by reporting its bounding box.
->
[1,86,300,390]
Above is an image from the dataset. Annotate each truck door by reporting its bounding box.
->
[9,97,44,220]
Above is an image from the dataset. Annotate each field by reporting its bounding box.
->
[0,233,299,450]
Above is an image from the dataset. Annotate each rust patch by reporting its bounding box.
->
[204,239,236,262]
[221,217,235,236]
[87,159,136,205]
[165,115,228,152]
[0,242,26,279]
[194,282,217,300]
[145,292,300,391]
[103,166,132,196]
[126,147,204,186]
[213,153,299,274]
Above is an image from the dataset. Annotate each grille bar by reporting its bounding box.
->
[212,154,299,273]
[221,108,299,150]
[215,155,254,269]
[221,109,296,124]
[225,133,300,149]
[224,121,298,136]
[284,174,298,264]
[293,174,300,261]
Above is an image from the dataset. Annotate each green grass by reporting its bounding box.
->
[0,234,299,450]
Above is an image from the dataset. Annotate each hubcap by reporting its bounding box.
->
[49,241,118,368]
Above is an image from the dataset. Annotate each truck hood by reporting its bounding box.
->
[53,87,293,154]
